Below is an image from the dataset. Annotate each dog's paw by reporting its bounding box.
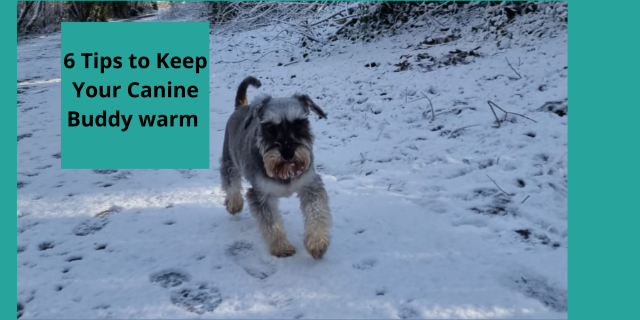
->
[224,192,244,215]
[270,241,296,258]
[305,232,330,260]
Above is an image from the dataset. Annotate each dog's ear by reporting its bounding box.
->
[295,94,327,120]
[247,96,271,129]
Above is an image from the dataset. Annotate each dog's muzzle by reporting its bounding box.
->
[263,146,311,180]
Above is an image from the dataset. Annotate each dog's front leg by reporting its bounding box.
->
[246,188,296,257]
[298,178,332,259]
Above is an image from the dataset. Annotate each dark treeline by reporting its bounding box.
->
[17,1,159,35]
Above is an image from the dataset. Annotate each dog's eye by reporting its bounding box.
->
[293,119,307,128]
[264,124,278,135]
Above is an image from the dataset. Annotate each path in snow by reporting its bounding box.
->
[17,16,567,319]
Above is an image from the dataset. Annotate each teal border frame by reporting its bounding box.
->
[571,1,639,319]
[8,1,18,320]
[11,1,640,319]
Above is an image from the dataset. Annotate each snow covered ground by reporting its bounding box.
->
[17,12,567,319]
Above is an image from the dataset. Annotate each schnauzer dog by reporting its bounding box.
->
[220,76,331,259]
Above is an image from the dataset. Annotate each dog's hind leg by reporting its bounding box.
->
[220,139,244,214]
[298,177,332,259]
[246,188,296,257]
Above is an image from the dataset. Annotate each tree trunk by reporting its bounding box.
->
[26,1,43,32]
[40,2,47,28]
[67,1,81,21]
[17,1,35,31]
[109,1,129,18]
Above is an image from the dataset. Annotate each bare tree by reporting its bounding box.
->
[66,1,93,22]
[17,1,35,31]
[25,1,44,32]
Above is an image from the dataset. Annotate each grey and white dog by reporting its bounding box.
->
[220,76,331,259]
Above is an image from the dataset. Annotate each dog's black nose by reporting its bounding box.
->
[281,148,295,161]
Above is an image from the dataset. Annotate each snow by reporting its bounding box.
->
[17,12,567,319]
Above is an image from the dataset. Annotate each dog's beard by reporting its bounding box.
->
[263,146,311,180]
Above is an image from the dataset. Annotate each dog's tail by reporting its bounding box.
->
[235,76,262,109]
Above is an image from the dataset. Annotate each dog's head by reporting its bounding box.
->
[250,94,327,180]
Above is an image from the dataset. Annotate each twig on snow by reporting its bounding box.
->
[521,195,530,204]
[268,28,289,42]
[505,57,522,79]
[449,124,480,137]
[486,174,513,197]
[376,127,385,141]
[423,93,436,122]
[408,96,426,104]
[487,101,502,128]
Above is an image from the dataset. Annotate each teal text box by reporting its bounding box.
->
[61,22,209,169]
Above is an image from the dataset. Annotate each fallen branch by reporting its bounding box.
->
[309,3,360,27]
[283,22,323,43]
[487,101,537,127]
[267,28,289,42]
[332,17,357,38]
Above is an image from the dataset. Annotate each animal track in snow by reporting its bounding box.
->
[170,283,222,314]
[225,241,276,279]
[176,169,197,179]
[73,207,121,236]
[73,218,109,236]
[398,304,419,319]
[38,241,55,251]
[478,159,495,169]
[93,169,118,174]
[353,258,377,271]
[150,269,191,288]
[508,274,567,312]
